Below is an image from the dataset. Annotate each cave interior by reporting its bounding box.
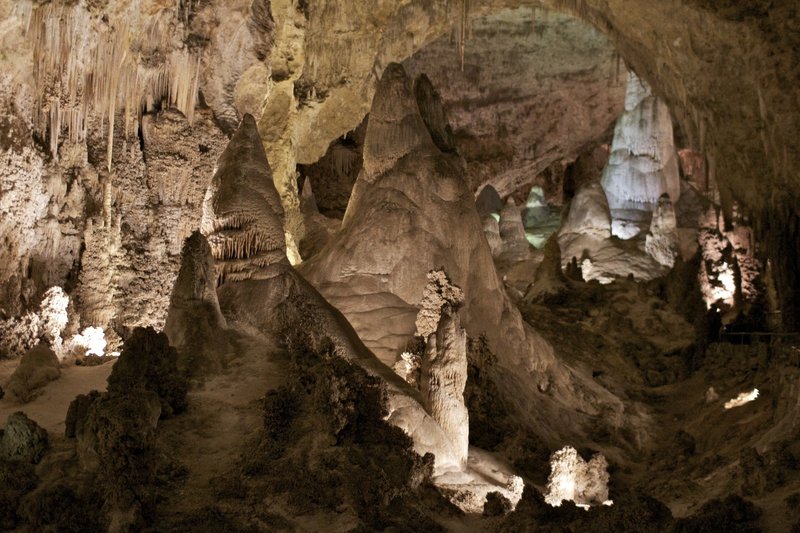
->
[0,1,799,531]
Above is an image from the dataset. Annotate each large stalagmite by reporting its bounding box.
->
[164,231,228,377]
[601,71,680,210]
[201,113,464,473]
[601,71,680,238]
[301,63,648,447]
[421,308,469,469]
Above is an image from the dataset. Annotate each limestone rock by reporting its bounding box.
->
[205,114,463,473]
[645,193,680,267]
[522,186,550,228]
[403,7,626,196]
[482,216,503,258]
[526,233,568,302]
[420,308,469,468]
[499,198,530,262]
[107,327,188,419]
[600,71,680,213]
[544,446,610,508]
[0,313,40,360]
[201,113,288,283]
[413,74,457,154]
[37,287,69,348]
[415,270,465,341]
[559,182,612,241]
[483,491,513,517]
[0,412,48,464]
[65,390,103,439]
[6,344,61,403]
[164,231,228,378]
[301,63,640,451]
[359,63,435,180]
[298,179,341,260]
[76,389,161,531]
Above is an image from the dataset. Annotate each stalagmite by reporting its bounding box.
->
[544,446,611,508]
[526,234,568,302]
[164,231,227,357]
[420,306,469,468]
[600,71,680,238]
[358,63,435,181]
[415,269,465,340]
[204,114,465,473]
[499,198,530,262]
[522,186,549,228]
[482,216,503,258]
[200,114,288,282]
[559,182,612,241]
[645,193,679,267]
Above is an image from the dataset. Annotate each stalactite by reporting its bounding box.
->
[459,0,469,72]
[26,4,201,169]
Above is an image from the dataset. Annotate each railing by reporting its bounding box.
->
[719,331,800,346]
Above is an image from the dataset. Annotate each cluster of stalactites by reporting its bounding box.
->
[24,2,201,170]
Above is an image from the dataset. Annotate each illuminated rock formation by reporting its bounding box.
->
[600,71,680,217]
[544,446,610,508]
[200,114,289,283]
[559,182,612,242]
[302,62,646,453]
[415,270,465,341]
[420,307,469,468]
[558,180,667,283]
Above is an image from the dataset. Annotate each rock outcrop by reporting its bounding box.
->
[5,344,61,403]
[0,412,48,464]
[544,446,610,508]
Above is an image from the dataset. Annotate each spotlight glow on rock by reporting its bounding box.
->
[724,388,759,410]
